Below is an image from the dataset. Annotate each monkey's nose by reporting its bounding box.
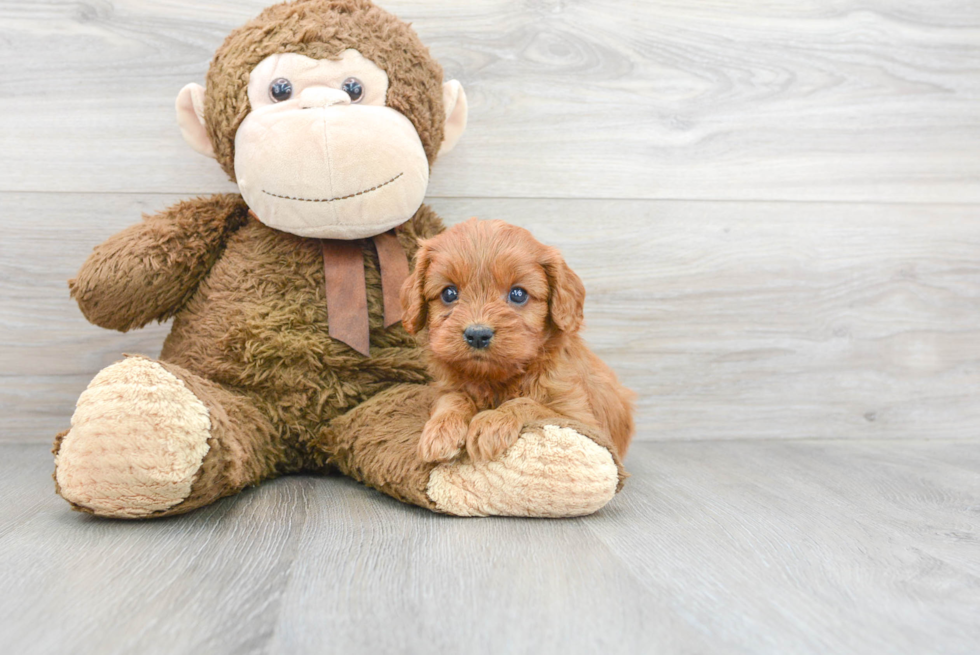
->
[299,86,351,109]
[463,325,494,350]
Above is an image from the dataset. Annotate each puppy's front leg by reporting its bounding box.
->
[420,392,477,463]
[466,398,554,462]
[496,398,557,423]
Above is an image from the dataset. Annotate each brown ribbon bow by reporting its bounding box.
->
[246,211,409,356]
[320,230,410,356]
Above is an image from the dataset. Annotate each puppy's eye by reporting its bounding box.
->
[440,286,459,304]
[269,78,293,102]
[342,77,364,103]
[508,287,529,305]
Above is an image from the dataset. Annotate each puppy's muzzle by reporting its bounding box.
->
[463,325,494,350]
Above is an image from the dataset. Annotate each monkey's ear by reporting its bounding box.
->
[438,80,468,157]
[400,243,432,335]
[176,83,215,158]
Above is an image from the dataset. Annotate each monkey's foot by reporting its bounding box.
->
[54,357,211,518]
[425,423,622,518]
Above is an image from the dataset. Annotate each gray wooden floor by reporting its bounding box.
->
[2,441,978,655]
[2,1,979,653]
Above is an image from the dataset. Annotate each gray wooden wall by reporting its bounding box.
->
[1,0,978,443]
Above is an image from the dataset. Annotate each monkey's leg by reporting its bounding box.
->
[318,384,628,518]
[53,356,285,518]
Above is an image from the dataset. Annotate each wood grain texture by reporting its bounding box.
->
[1,441,977,655]
[3,3,978,652]
[0,0,978,201]
[3,193,978,443]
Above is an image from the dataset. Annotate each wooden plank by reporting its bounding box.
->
[0,444,57,541]
[0,444,703,655]
[0,445,300,655]
[4,192,979,443]
[1,441,978,654]
[264,470,698,655]
[586,439,980,655]
[1,0,978,201]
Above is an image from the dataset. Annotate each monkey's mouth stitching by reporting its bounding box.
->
[261,173,404,203]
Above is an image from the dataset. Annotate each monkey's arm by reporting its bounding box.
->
[70,194,249,332]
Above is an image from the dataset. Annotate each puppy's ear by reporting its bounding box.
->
[543,247,586,333]
[401,242,432,335]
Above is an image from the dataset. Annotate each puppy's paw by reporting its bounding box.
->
[466,410,522,462]
[419,413,469,463]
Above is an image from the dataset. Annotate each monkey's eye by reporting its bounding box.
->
[440,286,459,304]
[341,77,364,103]
[508,287,529,305]
[269,78,293,102]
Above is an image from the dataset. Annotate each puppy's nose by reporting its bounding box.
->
[463,325,494,350]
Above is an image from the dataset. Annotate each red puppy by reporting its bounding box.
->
[401,218,635,464]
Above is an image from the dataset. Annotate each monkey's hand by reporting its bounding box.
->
[70,194,249,331]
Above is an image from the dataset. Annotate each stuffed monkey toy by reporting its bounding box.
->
[53,0,626,519]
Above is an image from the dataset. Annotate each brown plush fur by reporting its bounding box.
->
[54,0,629,517]
[60,0,452,514]
[401,219,636,463]
[69,194,251,331]
[60,200,445,516]
[206,0,446,181]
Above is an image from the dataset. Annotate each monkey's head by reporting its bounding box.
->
[175,0,467,240]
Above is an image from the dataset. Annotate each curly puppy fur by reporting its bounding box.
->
[401,218,635,463]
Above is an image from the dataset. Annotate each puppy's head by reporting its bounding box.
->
[401,218,585,382]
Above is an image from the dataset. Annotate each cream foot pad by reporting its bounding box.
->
[426,424,619,517]
[55,358,211,518]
